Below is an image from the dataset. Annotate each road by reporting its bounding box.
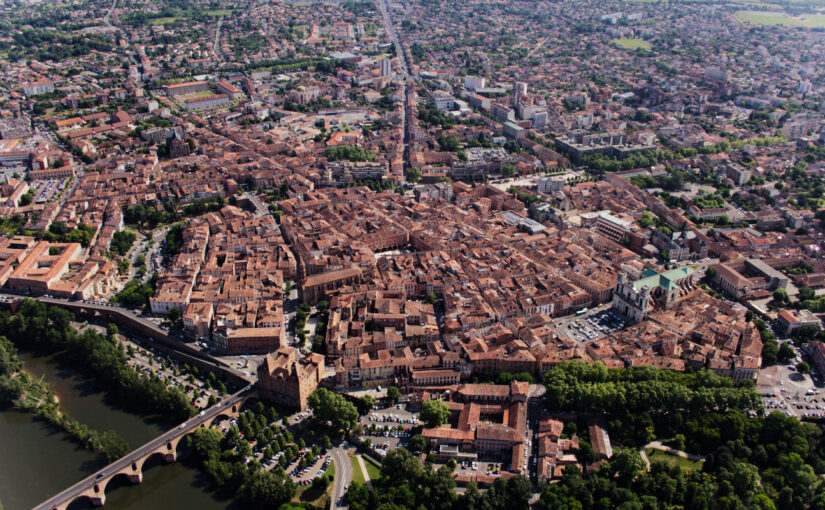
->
[376,0,412,178]
[103,0,126,39]
[0,293,254,384]
[329,445,353,510]
[32,388,253,510]
[241,191,269,217]
[214,17,224,61]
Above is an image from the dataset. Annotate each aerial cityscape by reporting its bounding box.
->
[2,0,825,508]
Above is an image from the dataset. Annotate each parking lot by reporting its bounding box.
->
[359,406,419,455]
[757,363,823,419]
[558,308,626,343]
[30,177,69,203]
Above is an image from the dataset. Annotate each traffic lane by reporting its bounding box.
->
[330,446,352,510]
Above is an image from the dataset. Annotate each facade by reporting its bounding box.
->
[612,267,696,324]
[184,94,230,111]
[257,347,324,411]
[23,79,54,96]
[212,326,281,354]
[165,80,209,96]
[776,309,821,337]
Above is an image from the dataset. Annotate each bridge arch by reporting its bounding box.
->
[102,472,139,495]
[64,493,97,510]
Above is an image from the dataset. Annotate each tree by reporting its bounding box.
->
[386,386,401,403]
[705,267,716,279]
[238,469,295,510]
[307,388,358,434]
[799,286,816,302]
[778,342,796,363]
[357,395,375,415]
[773,289,789,305]
[408,434,426,454]
[421,399,450,428]
[406,166,422,183]
[797,362,811,375]
[168,306,182,324]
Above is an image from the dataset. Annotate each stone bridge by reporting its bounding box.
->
[33,388,257,510]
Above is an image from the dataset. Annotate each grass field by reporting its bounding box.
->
[613,37,652,50]
[734,10,825,27]
[204,9,234,16]
[646,449,704,471]
[364,456,382,480]
[183,90,216,100]
[148,17,181,25]
[350,455,366,484]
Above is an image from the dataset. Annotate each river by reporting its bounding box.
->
[0,352,234,510]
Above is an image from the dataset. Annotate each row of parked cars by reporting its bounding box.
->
[369,413,419,425]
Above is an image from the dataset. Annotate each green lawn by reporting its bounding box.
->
[613,38,652,50]
[646,448,703,471]
[734,10,825,27]
[204,9,234,16]
[148,17,182,25]
[364,456,382,480]
[350,455,366,484]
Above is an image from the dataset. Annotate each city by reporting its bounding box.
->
[1,0,825,508]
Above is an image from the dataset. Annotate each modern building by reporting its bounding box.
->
[23,79,54,96]
[379,58,392,77]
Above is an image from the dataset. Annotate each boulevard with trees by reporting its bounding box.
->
[540,361,825,509]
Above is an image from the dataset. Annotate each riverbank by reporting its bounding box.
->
[0,335,130,462]
[2,300,195,423]
[0,350,232,510]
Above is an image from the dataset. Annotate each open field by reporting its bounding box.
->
[734,10,825,27]
[147,9,233,25]
[364,456,381,480]
[350,455,366,484]
[646,449,704,471]
[149,17,181,25]
[613,37,652,50]
[183,90,216,100]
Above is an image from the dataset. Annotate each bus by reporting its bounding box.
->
[576,308,588,316]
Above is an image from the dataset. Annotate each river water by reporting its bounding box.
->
[0,352,233,510]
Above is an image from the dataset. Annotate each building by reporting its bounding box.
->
[165,80,209,96]
[216,81,243,100]
[184,94,230,111]
[612,267,696,324]
[212,326,282,354]
[379,58,392,77]
[776,309,821,337]
[537,178,564,194]
[807,342,825,377]
[6,241,83,294]
[464,76,485,91]
[23,79,54,96]
[257,346,324,411]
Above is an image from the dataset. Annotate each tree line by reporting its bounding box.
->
[1,300,195,423]
[0,333,130,462]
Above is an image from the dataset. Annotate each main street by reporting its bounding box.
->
[377,0,412,180]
